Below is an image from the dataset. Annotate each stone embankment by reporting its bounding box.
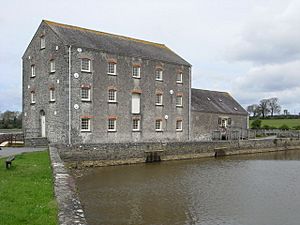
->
[49,146,87,225]
[54,138,300,168]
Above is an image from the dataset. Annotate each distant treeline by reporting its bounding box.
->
[250,115,300,120]
[0,111,22,129]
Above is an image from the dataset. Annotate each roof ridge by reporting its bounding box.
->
[43,20,167,49]
[192,88,229,94]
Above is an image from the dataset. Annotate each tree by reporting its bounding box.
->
[251,119,262,129]
[247,104,259,117]
[268,97,281,116]
[258,99,270,118]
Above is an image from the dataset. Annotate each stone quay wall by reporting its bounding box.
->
[55,138,300,167]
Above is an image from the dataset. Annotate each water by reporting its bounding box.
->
[75,150,300,225]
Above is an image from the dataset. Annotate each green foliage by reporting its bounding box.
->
[250,118,300,129]
[279,124,289,130]
[292,125,300,130]
[0,151,58,225]
[251,119,262,129]
[0,111,22,129]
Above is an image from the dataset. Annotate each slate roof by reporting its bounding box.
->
[191,88,248,116]
[43,20,190,66]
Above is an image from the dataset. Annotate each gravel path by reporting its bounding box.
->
[0,147,47,158]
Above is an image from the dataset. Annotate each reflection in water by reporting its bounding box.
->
[75,150,300,225]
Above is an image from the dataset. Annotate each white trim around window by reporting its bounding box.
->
[132,119,140,131]
[81,118,91,132]
[49,89,55,102]
[155,69,163,81]
[176,72,183,84]
[155,94,163,106]
[107,62,117,75]
[108,89,117,103]
[155,119,162,131]
[50,60,55,73]
[40,36,45,49]
[108,119,117,132]
[31,65,36,77]
[81,58,91,72]
[176,95,183,107]
[30,91,36,104]
[132,66,141,78]
[81,88,91,101]
[176,120,183,131]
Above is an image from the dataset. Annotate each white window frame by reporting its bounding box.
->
[81,59,91,72]
[40,36,45,49]
[155,69,163,81]
[155,94,163,106]
[132,93,141,114]
[30,91,36,104]
[31,65,36,77]
[108,119,116,132]
[176,120,183,131]
[81,88,91,101]
[81,118,91,132]
[132,66,141,78]
[176,72,183,84]
[50,60,55,73]
[107,62,116,75]
[176,96,183,107]
[132,119,140,131]
[108,89,117,102]
[49,89,55,102]
[155,120,162,131]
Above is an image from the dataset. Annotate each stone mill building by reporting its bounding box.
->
[22,20,191,145]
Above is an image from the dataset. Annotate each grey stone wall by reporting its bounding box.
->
[191,111,248,140]
[55,138,300,166]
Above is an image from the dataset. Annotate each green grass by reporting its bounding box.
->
[250,119,300,129]
[0,151,57,225]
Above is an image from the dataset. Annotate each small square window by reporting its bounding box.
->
[50,89,55,102]
[155,94,163,106]
[31,65,36,77]
[176,120,183,131]
[40,36,45,49]
[31,91,36,104]
[132,66,140,78]
[155,120,162,131]
[176,96,183,107]
[108,119,116,131]
[176,72,183,83]
[81,59,91,72]
[108,90,117,102]
[50,60,55,73]
[81,88,91,101]
[107,62,116,75]
[81,118,90,131]
[132,119,140,131]
[155,69,163,81]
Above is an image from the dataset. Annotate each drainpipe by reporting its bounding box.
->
[188,65,192,141]
[68,45,72,145]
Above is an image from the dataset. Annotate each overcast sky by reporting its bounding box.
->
[1,0,300,114]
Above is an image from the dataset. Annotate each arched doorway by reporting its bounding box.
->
[40,110,46,137]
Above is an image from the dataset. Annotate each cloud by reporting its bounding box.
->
[227,0,300,64]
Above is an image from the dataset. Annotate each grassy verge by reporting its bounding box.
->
[250,119,300,129]
[0,151,57,225]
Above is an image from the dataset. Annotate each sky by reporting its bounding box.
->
[1,0,300,114]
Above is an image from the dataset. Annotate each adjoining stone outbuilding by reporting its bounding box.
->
[22,20,191,145]
[191,88,249,140]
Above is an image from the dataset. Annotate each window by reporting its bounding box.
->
[31,65,36,77]
[49,89,55,102]
[81,118,90,131]
[81,88,91,101]
[108,119,116,131]
[40,36,45,49]
[155,69,163,81]
[228,118,232,125]
[108,89,117,102]
[155,94,163,106]
[176,96,183,107]
[155,120,162,131]
[176,120,183,131]
[132,119,140,131]
[81,59,91,72]
[132,66,140,78]
[107,62,116,75]
[177,72,183,83]
[50,60,55,73]
[132,93,140,114]
[30,91,36,104]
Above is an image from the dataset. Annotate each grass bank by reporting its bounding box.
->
[0,151,57,225]
[250,118,300,129]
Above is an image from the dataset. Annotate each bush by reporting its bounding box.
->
[292,125,300,130]
[279,124,289,130]
[262,124,270,130]
[251,119,262,129]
